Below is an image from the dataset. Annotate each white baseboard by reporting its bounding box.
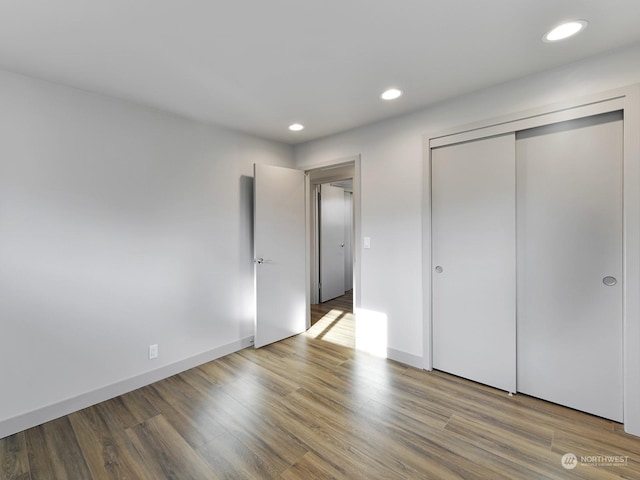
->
[0,336,254,439]
[387,347,423,369]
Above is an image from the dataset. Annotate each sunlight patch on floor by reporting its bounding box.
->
[306,309,355,348]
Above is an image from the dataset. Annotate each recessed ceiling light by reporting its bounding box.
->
[380,88,403,101]
[289,123,304,131]
[543,20,588,42]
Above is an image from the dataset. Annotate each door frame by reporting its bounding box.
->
[422,84,640,435]
[305,155,361,327]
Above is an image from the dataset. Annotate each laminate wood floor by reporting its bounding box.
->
[2,294,640,479]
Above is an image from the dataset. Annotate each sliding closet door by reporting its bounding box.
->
[432,133,516,392]
[516,112,623,421]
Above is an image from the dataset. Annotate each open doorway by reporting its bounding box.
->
[305,159,358,348]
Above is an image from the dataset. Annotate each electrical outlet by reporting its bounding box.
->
[149,344,158,359]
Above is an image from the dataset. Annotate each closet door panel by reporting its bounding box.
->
[516,112,623,421]
[432,133,516,392]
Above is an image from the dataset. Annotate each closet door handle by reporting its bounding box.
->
[435,266,443,274]
[603,276,617,286]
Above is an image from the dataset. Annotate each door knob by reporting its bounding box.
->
[435,266,443,274]
[603,276,617,286]
[254,257,264,264]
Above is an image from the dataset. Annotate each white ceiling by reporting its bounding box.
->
[1,1,639,144]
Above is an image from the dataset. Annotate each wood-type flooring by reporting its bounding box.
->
[2,291,640,479]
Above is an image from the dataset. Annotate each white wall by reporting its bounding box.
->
[0,69,294,437]
[294,42,640,366]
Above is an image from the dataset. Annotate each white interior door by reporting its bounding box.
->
[432,133,516,393]
[254,164,307,348]
[319,184,345,302]
[344,191,353,291]
[516,112,623,421]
